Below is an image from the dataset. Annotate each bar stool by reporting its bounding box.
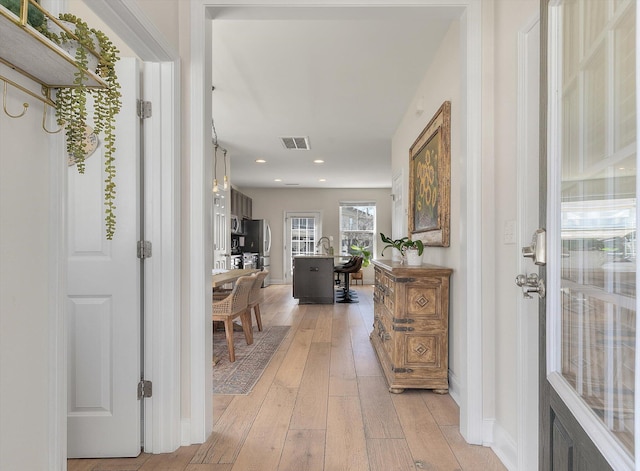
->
[334,256,356,287]
[212,276,254,362]
[335,256,363,303]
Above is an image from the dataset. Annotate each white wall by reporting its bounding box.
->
[390,2,540,465]
[391,4,539,464]
[243,187,392,284]
[391,18,464,401]
[0,1,541,466]
[492,0,539,460]
[0,66,54,471]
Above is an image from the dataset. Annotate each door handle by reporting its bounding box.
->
[522,228,546,265]
[515,273,546,299]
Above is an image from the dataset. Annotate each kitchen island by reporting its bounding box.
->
[292,255,335,304]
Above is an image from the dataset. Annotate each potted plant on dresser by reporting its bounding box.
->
[380,233,424,266]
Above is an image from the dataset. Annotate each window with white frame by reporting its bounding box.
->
[339,202,376,256]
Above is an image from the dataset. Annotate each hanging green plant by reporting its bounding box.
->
[49,13,121,239]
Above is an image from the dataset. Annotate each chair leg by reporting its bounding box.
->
[223,317,236,362]
[240,310,254,345]
[253,304,263,331]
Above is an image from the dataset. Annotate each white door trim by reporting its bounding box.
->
[141,60,182,453]
[189,0,485,446]
[188,1,214,443]
[49,1,181,467]
[458,1,484,444]
[515,13,541,471]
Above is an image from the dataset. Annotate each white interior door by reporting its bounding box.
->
[213,190,229,271]
[67,57,142,458]
[284,212,321,283]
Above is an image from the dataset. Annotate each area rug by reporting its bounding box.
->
[213,325,290,395]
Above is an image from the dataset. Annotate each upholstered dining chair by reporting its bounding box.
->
[212,275,254,362]
[247,270,269,332]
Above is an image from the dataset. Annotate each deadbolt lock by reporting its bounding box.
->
[515,273,546,299]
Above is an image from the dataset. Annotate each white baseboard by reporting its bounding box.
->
[490,421,517,471]
[181,419,191,446]
[448,369,461,406]
[483,418,495,445]
[449,368,515,471]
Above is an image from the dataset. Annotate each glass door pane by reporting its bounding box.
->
[558,0,637,457]
[287,214,319,279]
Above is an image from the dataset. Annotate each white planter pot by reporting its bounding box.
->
[48,20,100,72]
[405,249,422,266]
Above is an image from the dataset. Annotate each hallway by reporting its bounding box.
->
[69,284,506,471]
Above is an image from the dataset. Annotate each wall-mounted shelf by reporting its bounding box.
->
[0,2,106,91]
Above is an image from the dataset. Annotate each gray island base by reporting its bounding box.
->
[292,255,335,304]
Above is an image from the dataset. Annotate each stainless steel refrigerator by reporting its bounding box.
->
[243,219,271,286]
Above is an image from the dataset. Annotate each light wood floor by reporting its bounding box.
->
[69,284,506,471]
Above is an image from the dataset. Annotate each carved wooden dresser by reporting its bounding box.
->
[371,260,452,394]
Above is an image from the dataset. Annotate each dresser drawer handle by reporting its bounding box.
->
[393,326,414,332]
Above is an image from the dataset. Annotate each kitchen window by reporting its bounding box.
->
[339,202,376,255]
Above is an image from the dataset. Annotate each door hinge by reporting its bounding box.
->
[138,380,152,399]
[137,99,152,119]
[137,240,152,259]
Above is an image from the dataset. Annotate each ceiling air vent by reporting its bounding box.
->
[280,136,310,150]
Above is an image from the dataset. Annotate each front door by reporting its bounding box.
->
[67,57,142,458]
[540,1,637,469]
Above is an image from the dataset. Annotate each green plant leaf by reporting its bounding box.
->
[53,14,121,239]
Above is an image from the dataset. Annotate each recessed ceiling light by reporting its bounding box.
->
[319,178,326,182]
[274,178,282,182]
[256,159,266,163]
[314,159,324,164]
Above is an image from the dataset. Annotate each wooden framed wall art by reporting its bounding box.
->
[409,101,451,247]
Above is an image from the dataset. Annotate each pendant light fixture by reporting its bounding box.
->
[212,142,219,193]
[211,86,229,193]
[223,149,229,190]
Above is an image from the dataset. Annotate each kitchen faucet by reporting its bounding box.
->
[316,236,331,255]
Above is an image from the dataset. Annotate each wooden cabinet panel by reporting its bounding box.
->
[230,188,253,220]
[370,260,452,394]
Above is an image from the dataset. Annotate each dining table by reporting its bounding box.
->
[212,268,260,289]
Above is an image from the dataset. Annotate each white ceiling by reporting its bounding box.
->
[210,6,460,189]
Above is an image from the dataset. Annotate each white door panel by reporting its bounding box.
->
[540,1,637,469]
[213,191,228,270]
[67,57,141,458]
